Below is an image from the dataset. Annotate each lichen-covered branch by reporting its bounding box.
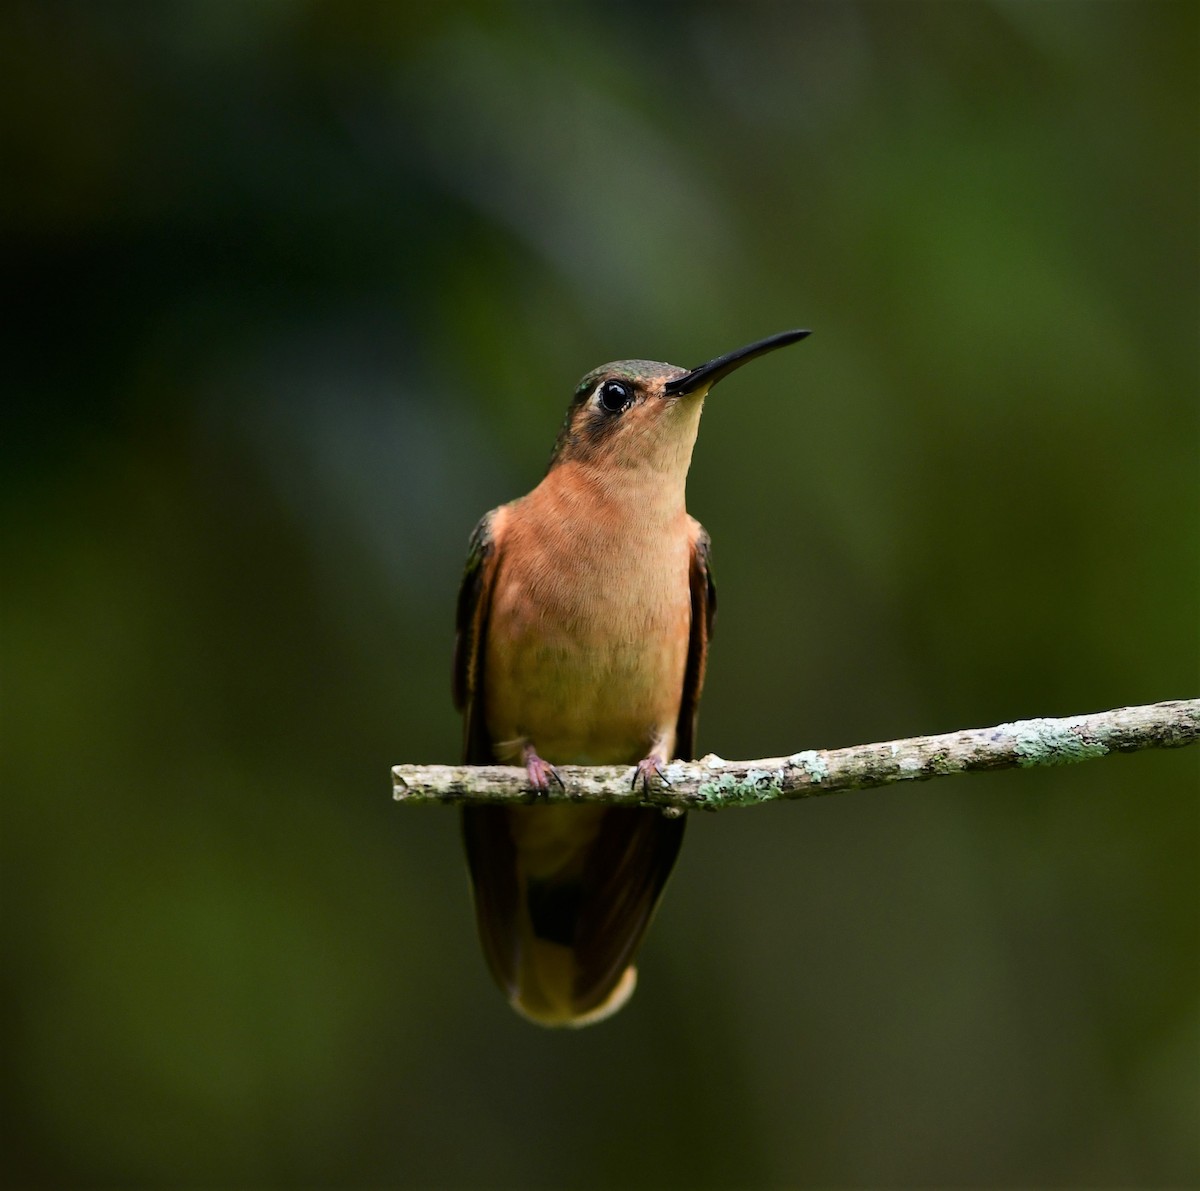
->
[392,699,1199,812]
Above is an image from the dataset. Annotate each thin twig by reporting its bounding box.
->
[392,698,1199,812]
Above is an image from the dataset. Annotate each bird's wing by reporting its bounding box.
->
[454,509,526,998]
[673,519,716,762]
[452,508,501,766]
[570,806,686,1013]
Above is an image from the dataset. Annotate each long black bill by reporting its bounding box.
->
[663,328,811,397]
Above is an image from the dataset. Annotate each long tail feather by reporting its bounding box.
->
[462,805,685,1027]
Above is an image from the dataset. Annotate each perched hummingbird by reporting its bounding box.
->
[453,329,810,1027]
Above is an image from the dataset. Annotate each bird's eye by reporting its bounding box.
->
[598,379,632,414]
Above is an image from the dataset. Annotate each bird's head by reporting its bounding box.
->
[547,330,810,477]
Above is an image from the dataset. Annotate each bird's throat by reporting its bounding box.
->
[555,394,704,529]
[540,455,689,544]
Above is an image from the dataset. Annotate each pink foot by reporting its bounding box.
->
[523,744,564,795]
[631,755,672,793]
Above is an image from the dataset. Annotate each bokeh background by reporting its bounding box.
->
[3,2,1197,1187]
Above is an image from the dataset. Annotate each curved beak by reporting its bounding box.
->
[663,328,811,397]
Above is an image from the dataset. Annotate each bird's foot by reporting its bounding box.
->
[523,745,564,796]
[631,755,672,793]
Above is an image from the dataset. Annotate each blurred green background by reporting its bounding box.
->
[3,2,1197,1187]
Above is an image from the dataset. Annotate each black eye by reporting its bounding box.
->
[598,379,632,414]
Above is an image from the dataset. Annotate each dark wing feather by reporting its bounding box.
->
[461,804,520,997]
[452,510,499,766]
[674,523,716,761]
[453,511,522,998]
[571,808,686,1011]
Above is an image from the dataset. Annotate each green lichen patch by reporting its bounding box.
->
[997,718,1108,766]
[696,769,783,807]
[788,750,829,784]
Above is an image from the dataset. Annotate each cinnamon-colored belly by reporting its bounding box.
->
[483,543,691,767]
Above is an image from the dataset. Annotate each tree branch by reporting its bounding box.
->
[392,699,1199,813]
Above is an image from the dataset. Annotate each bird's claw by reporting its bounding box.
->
[524,750,564,797]
[631,756,671,793]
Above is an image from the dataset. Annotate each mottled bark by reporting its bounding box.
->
[392,699,1199,812]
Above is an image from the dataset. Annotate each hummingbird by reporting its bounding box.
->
[453,329,810,1027]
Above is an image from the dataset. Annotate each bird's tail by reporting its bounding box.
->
[461,803,686,1027]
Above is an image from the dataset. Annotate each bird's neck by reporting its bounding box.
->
[533,397,704,538]
[529,456,691,543]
